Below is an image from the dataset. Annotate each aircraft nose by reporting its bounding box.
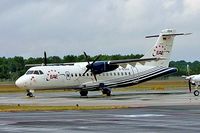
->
[15,76,26,88]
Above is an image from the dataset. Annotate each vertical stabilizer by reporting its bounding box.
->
[139,29,190,67]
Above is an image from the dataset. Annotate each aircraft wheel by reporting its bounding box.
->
[102,89,111,96]
[26,90,34,97]
[106,91,111,96]
[194,90,199,96]
[80,90,88,97]
[27,92,34,97]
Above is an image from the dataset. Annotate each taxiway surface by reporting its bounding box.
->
[0,90,200,133]
[0,90,199,107]
[0,105,200,133]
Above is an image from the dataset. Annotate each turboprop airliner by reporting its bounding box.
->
[182,65,200,96]
[15,29,191,97]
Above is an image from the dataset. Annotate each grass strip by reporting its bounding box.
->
[0,105,129,112]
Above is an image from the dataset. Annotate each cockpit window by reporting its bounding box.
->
[33,71,39,75]
[26,70,34,75]
[39,70,44,74]
[26,70,44,75]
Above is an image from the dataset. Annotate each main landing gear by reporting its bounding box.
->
[79,83,111,97]
[193,85,199,96]
[99,83,111,96]
[193,90,199,96]
[102,89,111,96]
[80,90,88,97]
[188,82,199,96]
[26,90,34,97]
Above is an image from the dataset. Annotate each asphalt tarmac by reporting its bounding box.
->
[0,90,199,107]
[0,105,200,133]
[0,90,200,133]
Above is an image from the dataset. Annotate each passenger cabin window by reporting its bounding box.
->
[66,74,70,77]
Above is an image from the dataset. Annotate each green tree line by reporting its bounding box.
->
[0,54,199,81]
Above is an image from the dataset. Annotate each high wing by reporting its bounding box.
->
[108,57,164,66]
[25,63,74,67]
[25,51,75,67]
[25,58,162,67]
[25,57,162,67]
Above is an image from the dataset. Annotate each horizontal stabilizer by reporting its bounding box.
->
[145,33,192,38]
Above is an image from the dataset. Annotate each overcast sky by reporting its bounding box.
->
[0,0,199,61]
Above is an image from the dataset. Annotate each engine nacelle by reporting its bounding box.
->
[92,61,118,74]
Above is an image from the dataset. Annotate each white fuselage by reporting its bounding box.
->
[187,75,200,86]
[15,62,176,91]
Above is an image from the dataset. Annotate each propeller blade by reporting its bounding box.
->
[83,51,88,58]
[83,68,90,76]
[83,52,90,64]
[44,51,47,66]
[188,79,191,93]
[93,73,97,81]
[92,55,101,64]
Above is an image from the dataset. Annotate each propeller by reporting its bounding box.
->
[188,78,192,93]
[82,52,101,81]
[44,51,47,66]
[186,64,192,93]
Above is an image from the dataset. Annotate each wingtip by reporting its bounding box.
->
[184,33,192,35]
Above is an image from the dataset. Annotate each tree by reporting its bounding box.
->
[0,54,200,81]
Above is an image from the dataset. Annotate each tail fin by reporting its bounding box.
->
[140,29,191,67]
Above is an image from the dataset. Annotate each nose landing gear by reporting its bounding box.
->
[26,90,34,97]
